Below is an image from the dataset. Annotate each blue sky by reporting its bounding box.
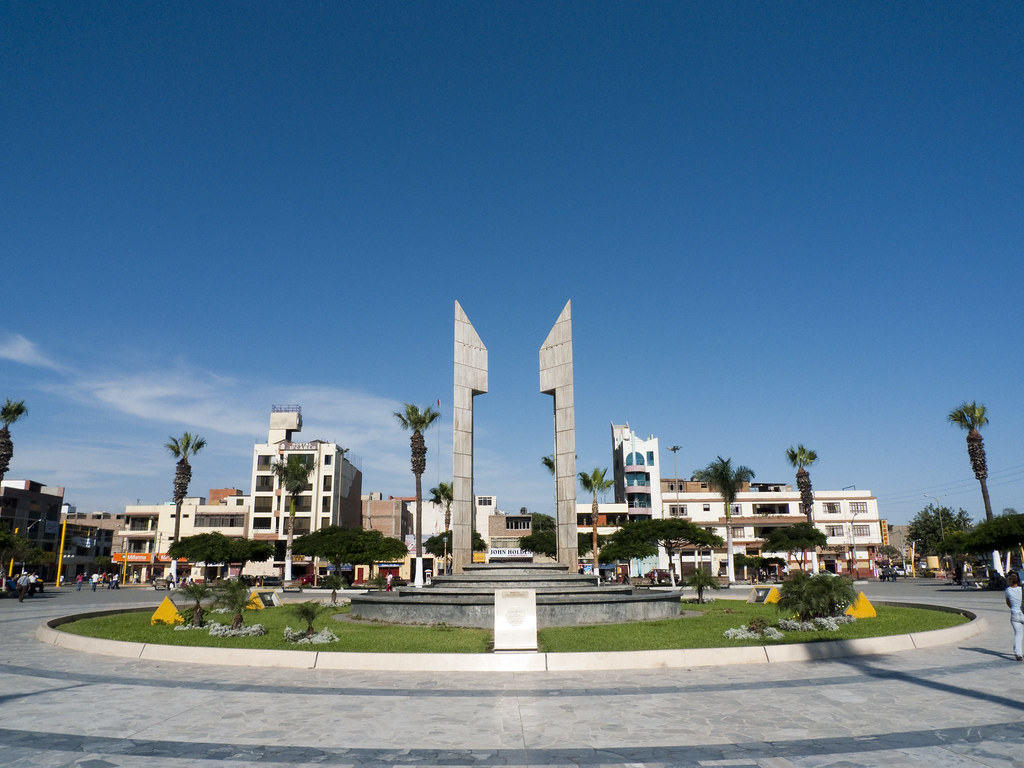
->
[3,2,1022,526]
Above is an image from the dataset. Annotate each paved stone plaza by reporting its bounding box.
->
[1,581,1022,767]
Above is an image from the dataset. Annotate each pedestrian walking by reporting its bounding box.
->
[76,573,83,591]
[112,572,120,589]
[90,572,99,591]
[1005,570,1023,662]
[16,572,30,602]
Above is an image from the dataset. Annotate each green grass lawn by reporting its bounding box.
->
[56,599,968,654]
[58,604,492,653]
[537,600,968,652]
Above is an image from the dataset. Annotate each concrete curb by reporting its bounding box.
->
[35,603,985,673]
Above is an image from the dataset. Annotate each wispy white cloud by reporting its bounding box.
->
[0,332,64,371]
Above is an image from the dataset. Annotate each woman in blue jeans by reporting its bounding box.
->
[1005,570,1024,661]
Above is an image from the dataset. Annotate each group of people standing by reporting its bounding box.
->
[74,571,120,591]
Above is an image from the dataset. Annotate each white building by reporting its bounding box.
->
[249,405,362,577]
[118,492,250,581]
[660,479,884,579]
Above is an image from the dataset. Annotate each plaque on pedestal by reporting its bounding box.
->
[493,588,538,652]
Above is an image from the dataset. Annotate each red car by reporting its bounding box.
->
[294,574,315,586]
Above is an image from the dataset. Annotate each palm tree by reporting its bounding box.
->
[429,482,454,532]
[578,468,613,578]
[0,399,28,484]
[212,577,251,630]
[394,403,440,587]
[292,599,330,638]
[165,432,206,580]
[786,445,818,523]
[692,456,755,584]
[948,401,994,522]
[271,454,317,582]
[429,481,454,575]
[174,581,214,627]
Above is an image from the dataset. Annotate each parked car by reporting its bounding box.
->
[893,566,908,577]
[293,574,315,586]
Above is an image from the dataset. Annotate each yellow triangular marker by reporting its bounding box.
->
[764,586,781,604]
[150,596,184,625]
[246,590,265,610]
[845,591,876,618]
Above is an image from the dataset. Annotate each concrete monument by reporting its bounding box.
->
[452,300,487,573]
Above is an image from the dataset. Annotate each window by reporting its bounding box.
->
[850,502,868,515]
[323,476,332,492]
[253,518,272,530]
[321,497,330,513]
[731,504,741,516]
[478,497,493,506]
[669,505,687,518]
[626,452,645,466]
[647,451,655,465]
[321,517,330,529]
[703,504,711,512]
[254,497,272,513]
[324,454,332,465]
[195,515,244,528]
[731,527,744,537]
[505,517,530,530]
[853,525,870,537]
[823,502,841,514]
[257,455,272,468]
[255,476,274,492]
[826,525,843,537]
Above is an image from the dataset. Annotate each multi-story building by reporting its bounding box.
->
[60,506,126,580]
[118,493,251,582]
[248,405,362,578]
[659,478,884,578]
[1,479,64,581]
[610,423,663,515]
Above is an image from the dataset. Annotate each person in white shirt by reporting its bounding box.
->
[1005,570,1023,662]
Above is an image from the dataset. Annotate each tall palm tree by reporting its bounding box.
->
[271,454,317,582]
[394,403,440,587]
[948,401,993,522]
[786,445,818,523]
[578,467,613,578]
[165,432,206,580]
[692,456,755,584]
[0,399,28,484]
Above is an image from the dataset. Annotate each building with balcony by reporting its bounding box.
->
[660,478,884,579]
[248,405,362,578]
[118,492,251,581]
[59,507,127,580]
[611,423,662,516]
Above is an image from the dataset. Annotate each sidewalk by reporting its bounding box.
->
[1,579,1022,767]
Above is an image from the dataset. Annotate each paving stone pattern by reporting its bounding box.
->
[1,581,1022,767]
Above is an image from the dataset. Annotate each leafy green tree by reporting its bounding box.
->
[786,445,818,523]
[692,457,755,583]
[948,401,994,521]
[908,504,973,557]
[761,522,827,572]
[165,432,206,579]
[777,571,855,621]
[686,568,719,604]
[271,454,317,582]
[0,399,28,484]
[600,523,658,565]
[167,532,233,582]
[517,513,556,557]
[212,578,252,630]
[757,524,827,573]
[174,581,214,627]
[579,468,614,576]
[424,529,487,560]
[394,403,441,587]
[228,538,276,577]
[612,518,723,586]
[0,527,36,576]
[292,600,331,638]
[965,512,1024,554]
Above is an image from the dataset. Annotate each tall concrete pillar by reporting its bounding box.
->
[540,300,578,570]
[452,301,487,573]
